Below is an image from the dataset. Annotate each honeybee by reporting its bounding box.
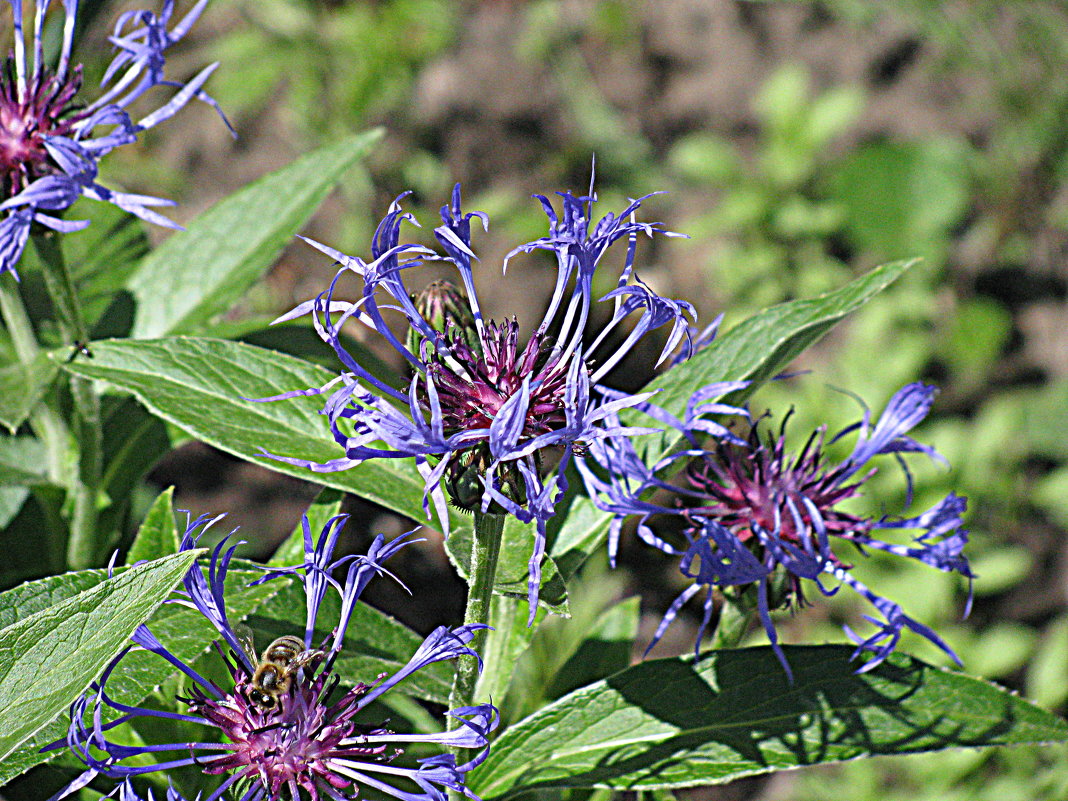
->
[236,626,325,712]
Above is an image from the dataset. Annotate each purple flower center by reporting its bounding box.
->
[688,425,870,554]
[0,59,84,195]
[428,320,570,438]
[188,662,396,801]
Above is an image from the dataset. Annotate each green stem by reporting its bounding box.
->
[0,279,70,486]
[447,510,504,786]
[0,278,41,362]
[474,594,520,703]
[31,232,102,569]
[33,230,87,344]
[66,371,102,568]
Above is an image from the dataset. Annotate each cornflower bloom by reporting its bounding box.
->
[580,382,973,678]
[57,513,497,801]
[0,0,228,278]
[262,184,699,619]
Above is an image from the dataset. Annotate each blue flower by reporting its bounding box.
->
[580,382,974,678]
[55,513,497,801]
[0,0,230,279]
[259,184,698,621]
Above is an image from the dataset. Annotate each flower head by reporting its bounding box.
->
[0,0,229,279]
[260,184,698,620]
[581,382,973,678]
[57,513,497,801]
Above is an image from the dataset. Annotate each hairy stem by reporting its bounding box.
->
[0,279,70,487]
[32,231,102,569]
[447,510,504,791]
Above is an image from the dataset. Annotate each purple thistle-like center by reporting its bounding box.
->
[688,424,869,561]
[187,660,396,801]
[428,320,569,439]
[0,59,85,196]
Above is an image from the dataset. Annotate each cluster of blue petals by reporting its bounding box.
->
[260,184,700,621]
[579,381,974,678]
[0,0,230,279]
[54,513,497,801]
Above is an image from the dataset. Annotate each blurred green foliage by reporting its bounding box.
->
[670,66,863,308]
[211,0,457,141]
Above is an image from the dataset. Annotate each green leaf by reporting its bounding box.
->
[73,213,151,339]
[234,321,401,386]
[97,396,172,538]
[0,353,58,433]
[0,435,48,487]
[0,550,200,767]
[504,566,630,723]
[60,337,434,529]
[551,259,918,578]
[476,596,545,705]
[0,564,286,783]
[127,130,383,339]
[545,596,639,700]
[471,645,1068,798]
[60,337,561,605]
[269,487,347,567]
[127,487,180,564]
[0,486,29,530]
[0,570,110,631]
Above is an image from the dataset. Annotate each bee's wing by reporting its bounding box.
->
[234,623,259,664]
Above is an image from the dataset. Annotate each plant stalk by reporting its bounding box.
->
[449,511,505,715]
[0,278,70,486]
[32,231,102,569]
[447,510,504,798]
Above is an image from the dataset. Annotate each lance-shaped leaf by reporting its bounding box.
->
[471,645,1068,798]
[59,337,434,530]
[0,551,200,768]
[128,130,382,339]
[0,354,58,433]
[126,487,180,564]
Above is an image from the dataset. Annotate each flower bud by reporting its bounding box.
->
[409,279,481,358]
[445,444,527,513]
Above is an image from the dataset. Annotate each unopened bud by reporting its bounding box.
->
[444,445,527,514]
[409,280,481,358]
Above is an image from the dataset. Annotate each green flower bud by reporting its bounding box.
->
[444,445,527,514]
[408,280,481,359]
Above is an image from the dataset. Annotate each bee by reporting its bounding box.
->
[236,626,325,712]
